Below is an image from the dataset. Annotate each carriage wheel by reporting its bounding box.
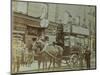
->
[70,54,79,68]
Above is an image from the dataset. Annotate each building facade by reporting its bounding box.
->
[12,1,96,51]
[12,12,45,48]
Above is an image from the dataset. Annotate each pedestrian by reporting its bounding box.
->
[79,46,84,69]
[15,36,23,72]
[84,46,91,69]
[32,37,37,61]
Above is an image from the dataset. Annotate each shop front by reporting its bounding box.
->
[13,12,45,49]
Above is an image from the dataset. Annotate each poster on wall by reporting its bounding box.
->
[11,0,96,74]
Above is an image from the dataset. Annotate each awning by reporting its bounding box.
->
[13,12,46,28]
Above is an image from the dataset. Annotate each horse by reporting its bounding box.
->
[34,40,64,71]
[44,44,64,69]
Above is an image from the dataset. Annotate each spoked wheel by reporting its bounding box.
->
[69,54,79,69]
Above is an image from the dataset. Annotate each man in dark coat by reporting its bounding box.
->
[84,46,91,69]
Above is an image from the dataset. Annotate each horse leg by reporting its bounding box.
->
[44,61,47,70]
[30,56,33,66]
[42,60,45,71]
[67,60,71,68]
[57,57,61,67]
[38,60,41,71]
[42,53,47,71]
[42,59,47,71]
[53,59,55,70]
[48,57,52,70]
[28,55,32,67]
[24,57,27,67]
[44,55,48,71]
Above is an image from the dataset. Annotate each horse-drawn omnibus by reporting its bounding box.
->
[56,22,90,68]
